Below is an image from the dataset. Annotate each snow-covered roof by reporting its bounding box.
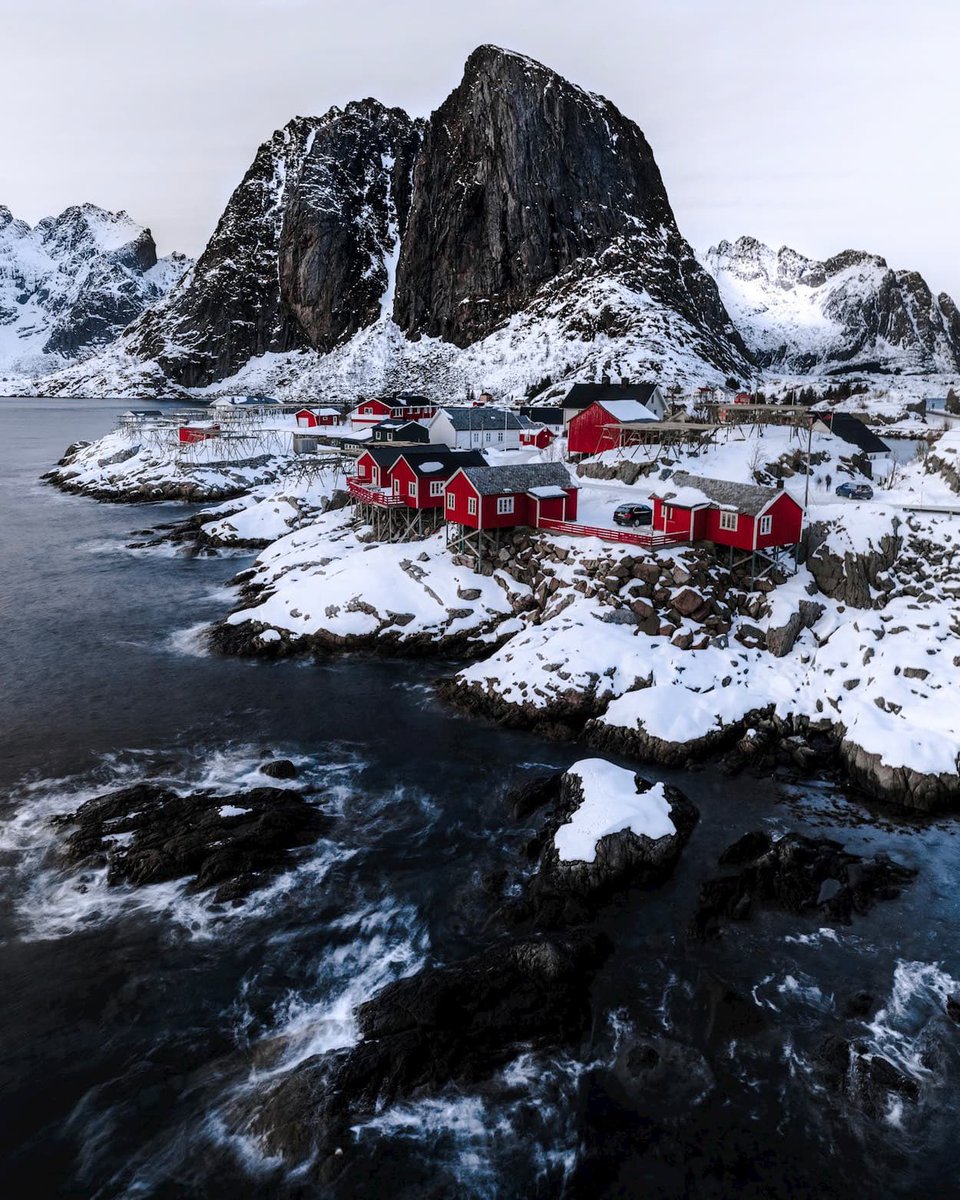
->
[655,470,795,516]
[460,462,575,496]
[394,447,486,476]
[596,399,659,422]
[297,406,340,417]
[436,407,524,431]
[526,485,569,499]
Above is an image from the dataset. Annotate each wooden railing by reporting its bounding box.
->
[535,517,688,548]
[346,476,407,507]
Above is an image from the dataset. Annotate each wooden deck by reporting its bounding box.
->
[535,517,687,548]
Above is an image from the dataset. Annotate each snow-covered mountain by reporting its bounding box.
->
[31,47,752,401]
[0,204,188,379]
[704,236,960,375]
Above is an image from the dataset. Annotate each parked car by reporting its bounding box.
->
[613,502,653,527]
[835,482,874,500]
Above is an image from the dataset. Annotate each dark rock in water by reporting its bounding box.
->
[260,759,298,780]
[845,990,877,1020]
[249,932,611,1167]
[718,829,772,866]
[53,781,330,902]
[612,1030,715,1115]
[505,770,565,820]
[817,1033,920,1118]
[500,766,698,928]
[691,830,916,938]
[695,972,769,1043]
[946,991,960,1024]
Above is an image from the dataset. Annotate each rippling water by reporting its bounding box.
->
[1,397,959,1198]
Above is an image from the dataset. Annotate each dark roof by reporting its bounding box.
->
[519,406,564,425]
[393,392,431,404]
[363,444,482,470]
[659,471,791,516]
[373,418,428,432]
[400,449,486,477]
[818,412,891,455]
[519,405,563,424]
[124,409,163,417]
[437,407,524,431]
[562,382,659,411]
[460,462,575,496]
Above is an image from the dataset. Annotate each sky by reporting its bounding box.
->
[2,0,959,295]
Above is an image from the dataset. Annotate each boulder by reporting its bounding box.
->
[261,758,298,779]
[52,781,330,902]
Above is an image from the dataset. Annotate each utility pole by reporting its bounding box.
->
[803,413,814,512]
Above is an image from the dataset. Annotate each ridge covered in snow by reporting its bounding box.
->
[0,203,189,380]
[704,236,960,376]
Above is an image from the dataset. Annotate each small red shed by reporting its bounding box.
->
[650,471,804,550]
[178,423,221,444]
[296,407,340,427]
[349,398,395,427]
[567,399,659,456]
[519,422,556,449]
[444,463,578,530]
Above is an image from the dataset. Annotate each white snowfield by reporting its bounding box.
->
[225,509,526,648]
[553,760,675,863]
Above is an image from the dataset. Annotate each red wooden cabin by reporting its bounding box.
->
[178,423,221,444]
[349,398,394,427]
[389,450,486,509]
[295,407,340,427]
[650,471,803,550]
[444,463,578,530]
[567,399,658,456]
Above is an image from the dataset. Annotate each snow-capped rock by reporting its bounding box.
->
[33,46,752,400]
[704,235,960,375]
[0,203,188,380]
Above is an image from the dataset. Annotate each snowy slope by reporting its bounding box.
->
[0,203,188,380]
[704,236,960,375]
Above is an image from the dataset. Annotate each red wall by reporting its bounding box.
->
[444,472,578,528]
[568,402,623,456]
[520,428,555,449]
[352,399,393,423]
[179,426,219,444]
[653,498,705,540]
[652,492,803,548]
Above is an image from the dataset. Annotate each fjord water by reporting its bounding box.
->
[1,396,960,1198]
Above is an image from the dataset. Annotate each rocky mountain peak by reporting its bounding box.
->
[392,45,676,347]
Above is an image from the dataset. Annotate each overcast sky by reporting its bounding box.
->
[3,0,958,295]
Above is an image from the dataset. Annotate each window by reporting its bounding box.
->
[408,481,417,498]
[362,405,372,414]
[430,480,444,497]
[446,493,455,509]
[468,497,478,516]
[719,510,738,531]
[393,479,401,495]
[496,496,514,515]
[497,431,504,442]
[759,515,772,536]
[664,506,673,521]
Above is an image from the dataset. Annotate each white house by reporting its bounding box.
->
[426,406,524,450]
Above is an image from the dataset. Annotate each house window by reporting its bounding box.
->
[446,493,455,509]
[759,515,772,536]
[429,480,444,497]
[468,497,478,516]
[496,496,514,515]
[664,506,673,520]
[362,405,372,414]
[497,431,504,442]
[719,510,739,531]
[408,481,417,498]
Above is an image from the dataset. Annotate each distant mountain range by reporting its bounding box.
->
[0,204,188,380]
[6,47,958,398]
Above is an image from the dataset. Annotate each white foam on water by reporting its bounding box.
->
[166,621,213,658]
[783,927,843,946]
[862,959,960,1083]
[0,744,363,943]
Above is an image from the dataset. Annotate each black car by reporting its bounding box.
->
[835,482,874,500]
[613,502,653,527]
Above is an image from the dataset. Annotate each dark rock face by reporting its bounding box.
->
[816,1035,920,1119]
[125,103,421,386]
[278,101,423,352]
[52,781,330,902]
[393,45,746,363]
[691,830,916,938]
[250,933,610,1165]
